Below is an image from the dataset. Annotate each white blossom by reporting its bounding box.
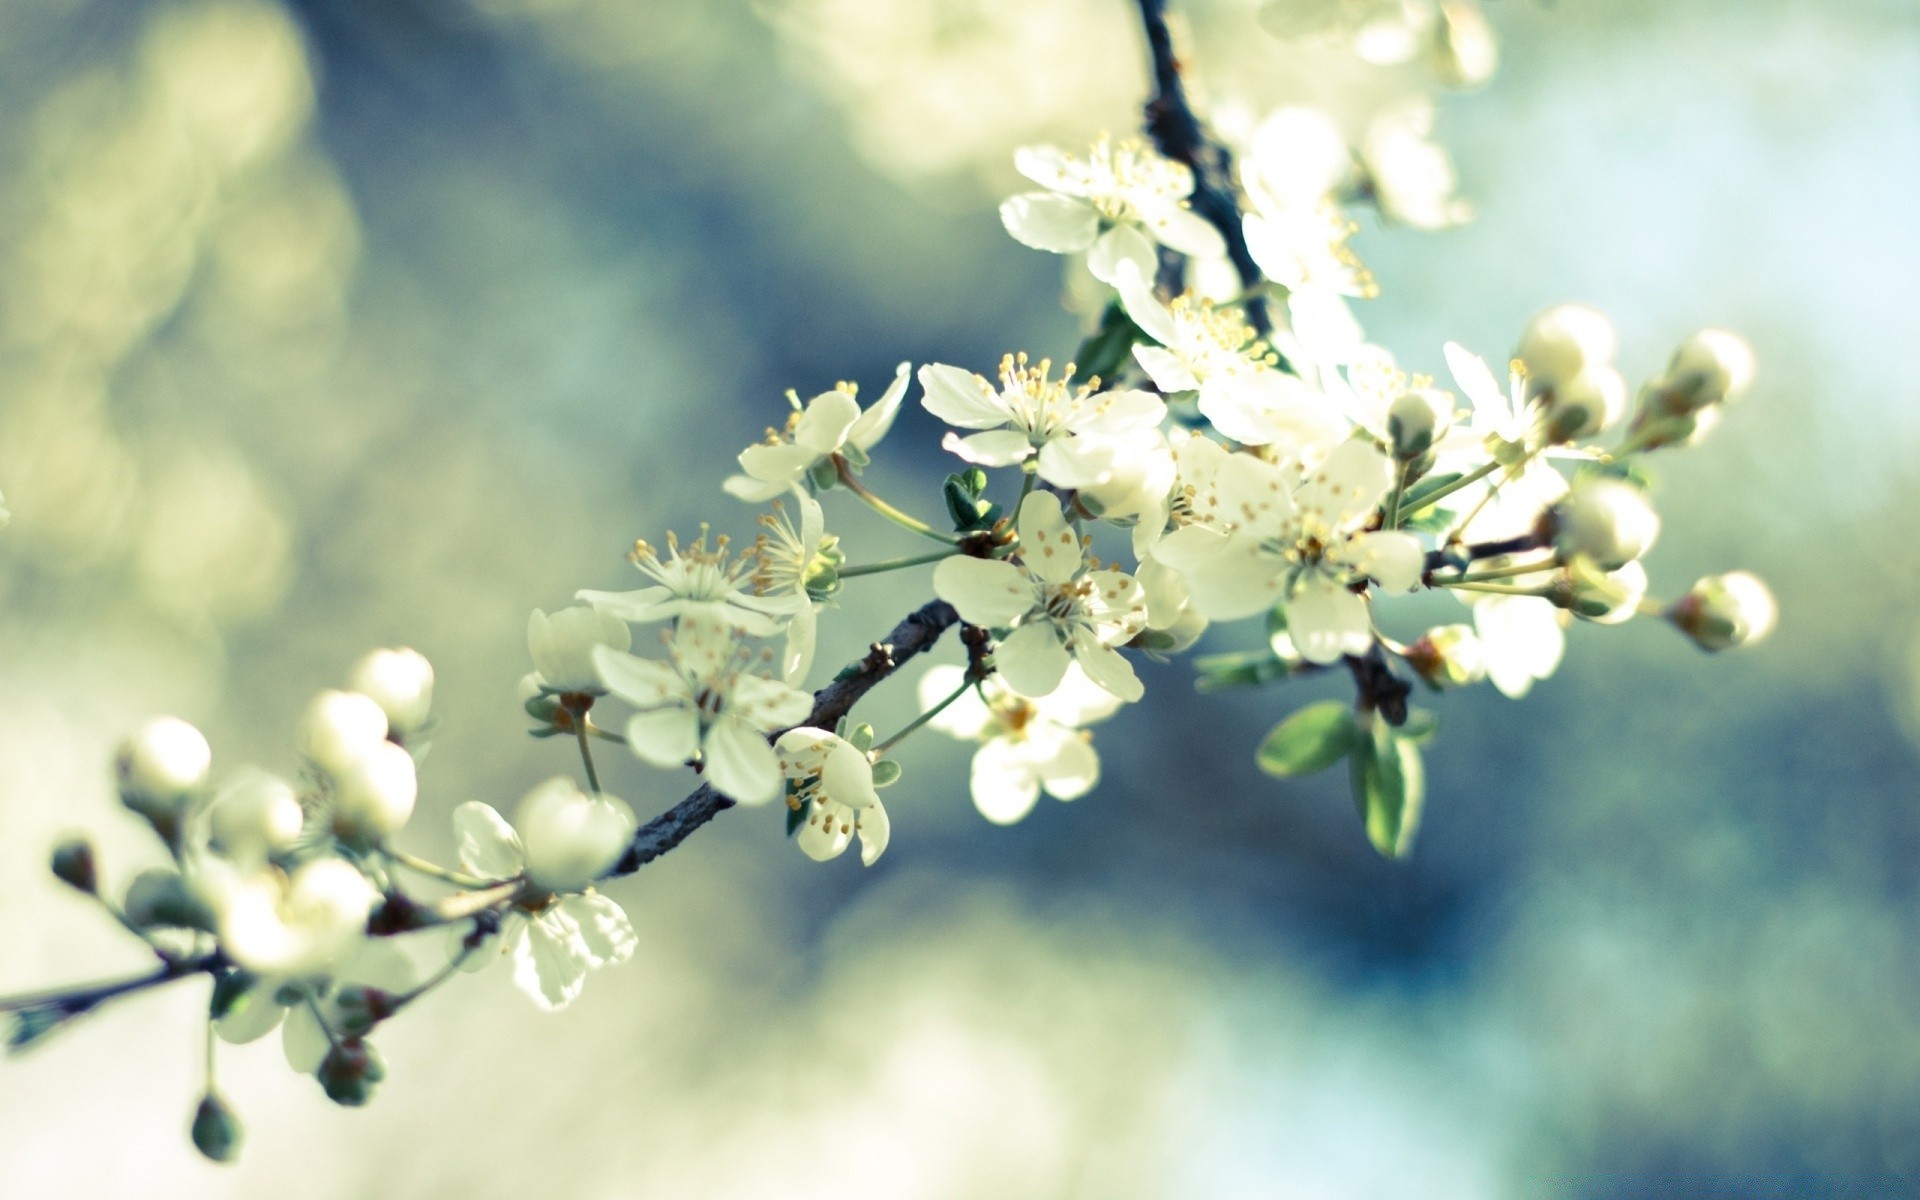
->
[577,530,797,638]
[512,777,637,893]
[1154,439,1424,663]
[1472,592,1566,698]
[297,691,388,779]
[775,727,890,866]
[207,857,378,979]
[1437,340,1574,541]
[593,616,814,805]
[205,770,305,863]
[450,799,638,1011]
[919,662,1119,825]
[723,363,911,502]
[932,492,1148,701]
[919,354,1165,489]
[999,136,1225,285]
[347,648,434,737]
[328,739,417,841]
[1669,571,1777,651]
[527,605,633,695]
[752,490,840,685]
[117,716,212,815]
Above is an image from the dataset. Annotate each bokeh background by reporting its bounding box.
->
[0,0,1916,1195]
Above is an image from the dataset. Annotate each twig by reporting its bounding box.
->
[0,953,223,1016]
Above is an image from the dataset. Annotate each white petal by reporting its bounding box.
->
[1348,530,1425,592]
[1444,340,1503,414]
[703,714,782,806]
[1146,204,1226,259]
[452,801,525,880]
[558,893,637,968]
[513,916,589,1012]
[933,556,1036,628]
[730,672,816,730]
[855,799,890,866]
[1012,144,1082,193]
[1286,580,1374,664]
[996,621,1072,698]
[1176,531,1284,622]
[1112,261,1178,345]
[1134,345,1201,394]
[623,705,701,768]
[792,388,861,455]
[999,192,1099,253]
[281,1000,330,1074]
[1070,629,1144,703]
[919,363,1010,430]
[1036,661,1127,727]
[781,604,818,685]
[215,983,286,1045]
[797,803,854,861]
[943,428,1034,467]
[1294,438,1394,530]
[1032,727,1100,800]
[592,646,683,709]
[1071,388,1166,436]
[736,441,818,487]
[970,739,1044,824]
[1087,224,1158,286]
[920,664,992,740]
[723,472,793,503]
[847,362,911,451]
[1016,491,1083,586]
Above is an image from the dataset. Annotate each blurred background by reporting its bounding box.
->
[0,0,1915,1195]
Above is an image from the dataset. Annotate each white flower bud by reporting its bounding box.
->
[1517,304,1617,396]
[528,606,632,696]
[1667,571,1777,651]
[514,777,636,893]
[1554,479,1660,570]
[125,868,215,931]
[1387,388,1454,459]
[1542,367,1627,443]
[299,690,389,778]
[1430,0,1498,90]
[1405,623,1486,689]
[208,771,305,860]
[330,741,418,841]
[117,716,212,817]
[1662,328,1755,413]
[213,857,378,977]
[347,648,434,737]
[1565,560,1648,625]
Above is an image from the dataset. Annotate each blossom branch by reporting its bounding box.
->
[604,598,960,877]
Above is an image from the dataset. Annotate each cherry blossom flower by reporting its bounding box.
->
[999,136,1224,284]
[592,616,814,805]
[774,727,889,866]
[1154,439,1423,663]
[751,489,841,685]
[526,605,633,695]
[723,363,911,502]
[1471,591,1567,698]
[918,353,1165,489]
[577,529,797,638]
[932,492,1148,701]
[919,662,1120,825]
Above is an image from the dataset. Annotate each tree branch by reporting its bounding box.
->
[605,598,960,877]
[1134,0,1270,334]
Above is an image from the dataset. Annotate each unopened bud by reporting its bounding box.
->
[1517,304,1617,397]
[1553,479,1660,570]
[347,648,435,738]
[117,716,211,819]
[1565,561,1648,624]
[190,1092,242,1163]
[515,777,636,893]
[1667,571,1776,651]
[208,772,305,861]
[528,606,631,695]
[1542,367,1627,443]
[1387,388,1454,459]
[1404,623,1486,689]
[299,690,389,778]
[50,838,98,894]
[317,1038,386,1107]
[1430,0,1498,90]
[1659,328,1755,414]
[330,740,418,842]
[330,985,394,1039]
[124,868,215,932]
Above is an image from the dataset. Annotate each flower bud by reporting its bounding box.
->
[528,606,631,695]
[1430,0,1498,90]
[214,857,378,977]
[124,868,216,931]
[1659,328,1755,414]
[190,1093,242,1163]
[514,776,636,893]
[1542,367,1627,443]
[330,985,394,1039]
[1667,571,1776,651]
[317,1039,386,1107]
[207,772,305,861]
[1565,560,1647,624]
[117,716,211,819]
[330,740,418,842]
[519,672,565,728]
[1553,478,1660,570]
[347,648,434,737]
[299,690,389,778]
[1404,623,1486,689]
[1387,388,1454,459]
[50,838,98,894]
[1517,304,1617,397]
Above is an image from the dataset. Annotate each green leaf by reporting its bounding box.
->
[1193,649,1292,693]
[209,970,257,1021]
[843,722,875,753]
[1070,300,1145,386]
[1398,505,1455,534]
[1349,720,1426,859]
[1257,701,1359,778]
[870,759,902,788]
[1397,708,1439,745]
[1265,604,1296,658]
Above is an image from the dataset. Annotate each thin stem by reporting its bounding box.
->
[587,721,628,745]
[1384,459,1409,529]
[301,990,342,1054]
[389,923,484,1014]
[838,548,960,578]
[835,458,960,545]
[203,1008,217,1092]
[388,848,492,890]
[0,954,219,1014]
[575,716,601,794]
[1399,459,1500,520]
[1442,557,1558,584]
[871,675,974,757]
[1437,581,1554,597]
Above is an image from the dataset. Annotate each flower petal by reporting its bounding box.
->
[592,646,683,709]
[703,714,783,806]
[847,361,912,451]
[513,915,589,1012]
[1348,530,1425,592]
[996,621,1072,698]
[1293,438,1394,531]
[1112,261,1178,345]
[855,799,890,866]
[1087,224,1158,286]
[1286,579,1374,664]
[1070,628,1144,703]
[558,893,637,968]
[453,800,525,879]
[1000,192,1100,253]
[623,705,701,768]
[792,388,861,455]
[1016,491,1084,586]
[934,556,1036,628]
[970,739,1044,824]
[919,363,1010,429]
[942,428,1034,467]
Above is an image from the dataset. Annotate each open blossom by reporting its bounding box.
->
[1437,340,1573,540]
[752,489,840,685]
[1154,439,1424,663]
[527,605,632,695]
[1472,591,1567,698]
[932,492,1148,702]
[999,136,1225,285]
[774,728,889,866]
[919,354,1165,489]
[577,529,797,638]
[593,616,813,805]
[451,795,638,1011]
[723,363,911,502]
[1115,263,1347,456]
[204,856,379,979]
[920,662,1120,825]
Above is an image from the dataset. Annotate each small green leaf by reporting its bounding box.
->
[1194,649,1292,693]
[1257,701,1359,778]
[1070,300,1145,385]
[209,970,257,1021]
[870,759,902,788]
[807,458,840,491]
[1398,505,1455,534]
[844,722,875,753]
[1576,458,1656,491]
[1398,708,1439,745]
[1349,720,1426,858]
